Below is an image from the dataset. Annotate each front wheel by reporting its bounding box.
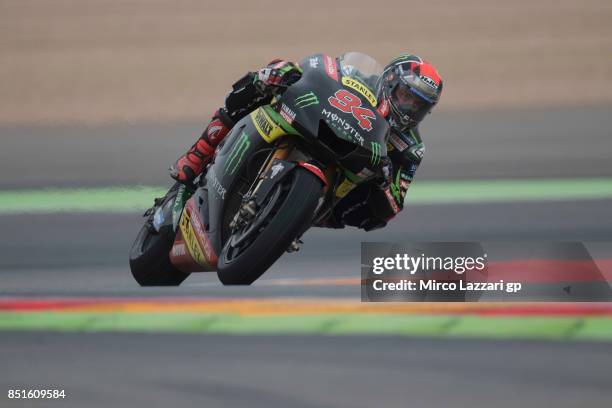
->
[217,167,323,285]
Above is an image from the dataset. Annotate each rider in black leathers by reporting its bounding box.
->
[169,53,443,231]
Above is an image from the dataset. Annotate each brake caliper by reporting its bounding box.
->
[229,199,258,231]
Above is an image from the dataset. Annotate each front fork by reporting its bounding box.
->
[248,138,295,198]
[229,138,296,232]
[228,137,329,248]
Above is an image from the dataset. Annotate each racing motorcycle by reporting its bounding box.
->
[129,52,390,285]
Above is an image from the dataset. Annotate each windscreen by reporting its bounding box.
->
[338,52,384,94]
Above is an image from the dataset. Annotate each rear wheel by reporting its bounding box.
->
[129,187,190,286]
[217,167,323,285]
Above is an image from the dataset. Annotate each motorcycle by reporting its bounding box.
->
[129,52,390,285]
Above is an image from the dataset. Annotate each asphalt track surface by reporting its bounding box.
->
[1,107,612,296]
[2,201,612,298]
[1,107,612,407]
[2,333,612,408]
[2,106,612,190]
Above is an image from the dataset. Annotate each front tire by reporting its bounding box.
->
[217,167,323,285]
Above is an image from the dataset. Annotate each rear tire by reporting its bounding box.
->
[217,167,323,285]
[129,188,190,286]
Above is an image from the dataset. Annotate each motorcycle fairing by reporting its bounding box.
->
[169,54,390,273]
[287,54,389,152]
[169,198,217,272]
[197,110,284,257]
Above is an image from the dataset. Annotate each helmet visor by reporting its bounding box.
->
[391,83,433,125]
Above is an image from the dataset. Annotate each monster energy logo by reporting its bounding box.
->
[389,53,416,64]
[294,92,319,108]
[370,141,381,166]
[224,132,250,175]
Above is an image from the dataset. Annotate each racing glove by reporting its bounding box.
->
[376,159,409,219]
[253,59,302,95]
[388,166,410,210]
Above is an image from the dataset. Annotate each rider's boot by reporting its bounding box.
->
[170,108,233,183]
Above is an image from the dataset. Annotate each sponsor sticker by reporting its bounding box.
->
[251,108,285,142]
[224,131,251,175]
[179,209,207,267]
[171,243,187,257]
[324,55,338,81]
[309,57,319,68]
[328,89,376,132]
[420,75,439,90]
[187,200,217,264]
[321,108,364,145]
[210,171,227,199]
[370,141,382,166]
[280,103,296,124]
[389,132,409,151]
[341,77,377,107]
[335,178,357,198]
[384,187,401,214]
[411,144,425,160]
[270,162,284,179]
[294,92,319,109]
[377,98,389,117]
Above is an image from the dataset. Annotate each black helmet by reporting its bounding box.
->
[379,54,443,131]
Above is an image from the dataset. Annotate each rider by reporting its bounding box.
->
[170,54,443,230]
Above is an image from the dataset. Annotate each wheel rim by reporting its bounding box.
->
[223,180,289,263]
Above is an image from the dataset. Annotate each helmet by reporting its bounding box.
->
[379,54,443,131]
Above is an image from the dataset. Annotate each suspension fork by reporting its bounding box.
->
[246,137,295,198]
[229,137,295,231]
[310,165,342,226]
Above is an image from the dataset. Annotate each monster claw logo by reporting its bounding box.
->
[370,141,381,166]
[224,131,250,175]
[295,92,319,108]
